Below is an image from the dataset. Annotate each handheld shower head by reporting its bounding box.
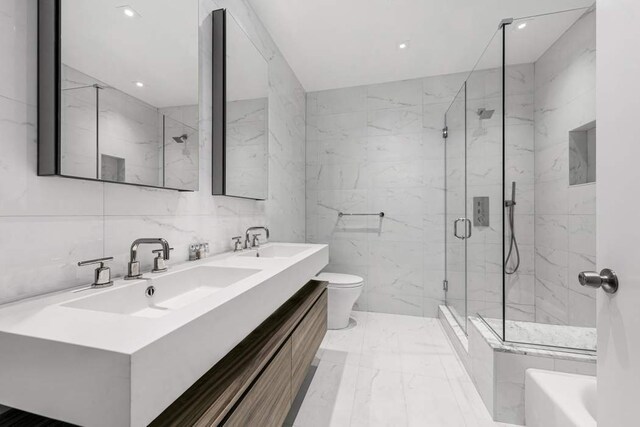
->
[505,181,516,207]
[505,181,520,274]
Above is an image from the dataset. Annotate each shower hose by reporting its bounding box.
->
[505,201,520,275]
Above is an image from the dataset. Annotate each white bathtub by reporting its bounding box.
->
[525,369,596,427]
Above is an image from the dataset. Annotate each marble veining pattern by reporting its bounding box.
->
[469,317,595,362]
[225,97,268,198]
[284,311,520,427]
[484,317,596,351]
[0,0,305,304]
[306,76,456,318]
[533,9,596,328]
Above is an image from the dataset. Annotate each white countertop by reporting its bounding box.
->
[0,242,327,355]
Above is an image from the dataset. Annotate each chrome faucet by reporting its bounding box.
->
[125,238,171,280]
[245,226,270,249]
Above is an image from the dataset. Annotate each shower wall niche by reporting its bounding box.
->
[569,121,596,186]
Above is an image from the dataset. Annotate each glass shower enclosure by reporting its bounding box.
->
[443,6,596,353]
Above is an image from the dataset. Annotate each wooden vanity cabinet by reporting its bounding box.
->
[292,291,328,393]
[223,339,292,427]
[151,280,328,427]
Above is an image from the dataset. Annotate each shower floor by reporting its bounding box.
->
[483,317,596,351]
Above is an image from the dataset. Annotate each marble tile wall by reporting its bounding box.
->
[443,63,537,329]
[466,64,536,325]
[225,98,268,198]
[305,63,536,320]
[161,104,200,190]
[0,0,305,304]
[533,9,596,327]
[306,73,473,317]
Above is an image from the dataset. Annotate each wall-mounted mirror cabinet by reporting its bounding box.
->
[38,0,200,191]
[212,9,269,200]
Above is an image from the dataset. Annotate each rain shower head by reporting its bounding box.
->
[477,108,495,120]
[172,134,188,144]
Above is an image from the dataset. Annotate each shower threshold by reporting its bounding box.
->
[439,306,596,424]
[482,317,596,353]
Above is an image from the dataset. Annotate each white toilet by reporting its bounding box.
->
[315,272,364,330]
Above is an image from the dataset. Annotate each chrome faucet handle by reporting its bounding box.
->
[152,248,174,273]
[251,233,261,248]
[152,248,174,257]
[78,257,114,288]
[189,244,199,261]
[232,236,243,252]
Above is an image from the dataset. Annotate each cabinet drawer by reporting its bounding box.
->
[223,338,292,427]
[291,290,328,394]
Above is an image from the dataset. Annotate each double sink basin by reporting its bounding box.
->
[0,243,328,427]
[63,244,310,318]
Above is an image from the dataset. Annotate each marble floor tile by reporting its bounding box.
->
[404,373,466,427]
[350,367,408,426]
[286,311,521,427]
[284,358,359,427]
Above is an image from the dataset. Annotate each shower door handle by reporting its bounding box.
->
[454,218,470,240]
[464,218,472,238]
[453,218,464,239]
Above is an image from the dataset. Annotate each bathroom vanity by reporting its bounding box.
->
[152,279,327,426]
[0,243,328,427]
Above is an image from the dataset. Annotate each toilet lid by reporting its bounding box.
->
[316,272,363,288]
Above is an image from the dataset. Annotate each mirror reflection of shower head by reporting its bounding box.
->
[477,108,495,120]
[172,134,188,144]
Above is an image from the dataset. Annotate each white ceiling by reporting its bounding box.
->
[247,0,594,92]
[62,0,199,108]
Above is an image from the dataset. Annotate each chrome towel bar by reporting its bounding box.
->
[338,212,384,218]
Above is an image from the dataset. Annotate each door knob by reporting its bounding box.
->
[578,268,619,294]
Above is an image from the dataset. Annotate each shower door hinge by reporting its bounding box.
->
[442,279,448,291]
[499,18,514,29]
[442,126,448,139]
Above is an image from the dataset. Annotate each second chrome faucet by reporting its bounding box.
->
[244,226,270,249]
[125,238,171,280]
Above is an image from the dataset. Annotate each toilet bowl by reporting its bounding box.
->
[315,272,364,330]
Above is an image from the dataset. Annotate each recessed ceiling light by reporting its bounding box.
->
[134,81,144,88]
[398,41,410,50]
[518,22,527,30]
[118,5,141,18]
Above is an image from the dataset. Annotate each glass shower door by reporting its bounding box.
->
[444,83,468,332]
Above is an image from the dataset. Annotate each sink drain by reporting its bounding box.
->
[145,286,156,297]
